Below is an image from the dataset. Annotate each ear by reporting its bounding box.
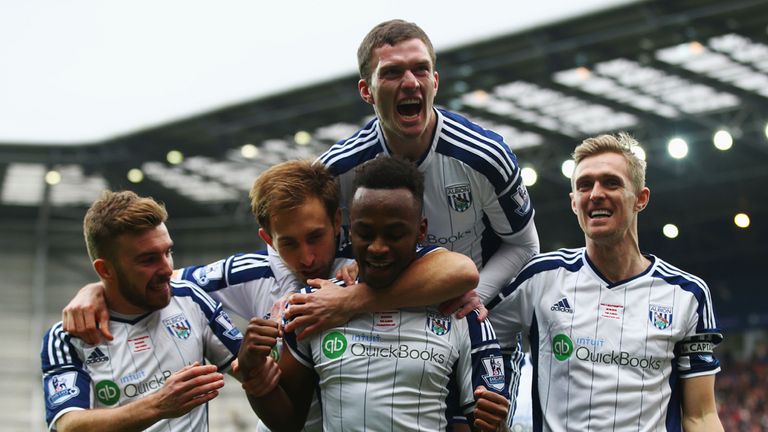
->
[569,192,578,214]
[93,258,114,281]
[359,79,374,105]
[417,217,428,244]
[433,70,439,92]
[258,228,274,248]
[635,186,650,212]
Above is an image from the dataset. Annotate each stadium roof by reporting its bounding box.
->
[2,0,767,305]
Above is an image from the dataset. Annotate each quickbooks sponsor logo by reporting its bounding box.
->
[124,370,172,398]
[426,229,472,245]
[322,331,347,359]
[575,347,662,370]
[95,380,120,406]
[349,343,446,364]
[552,334,574,361]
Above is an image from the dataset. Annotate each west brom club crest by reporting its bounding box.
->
[163,314,192,339]
[446,184,472,212]
[649,304,673,330]
[427,312,451,336]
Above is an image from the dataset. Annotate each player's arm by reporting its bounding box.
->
[453,311,510,431]
[237,318,314,431]
[680,374,723,431]
[55,363,224,432]
[285,249,480,338]
[62,266,185,344]
[476,221,539,304]
[61,282,111,344]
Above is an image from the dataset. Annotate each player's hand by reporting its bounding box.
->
[151,362,225,419]
[238,319,280,375]
[439,289,487,320]
[473,385,510,432]
[284,279,357,340]
[241,356,281,397]
[62,281,113,344]
[335,261,359,285]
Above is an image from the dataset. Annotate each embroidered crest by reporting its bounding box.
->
[215,311,243,340]
[649,304,673,330]
[512,184,531,216]
[426,312,451,336]
[446,184,472,212]
[481,355,506,391]
[163,314,192,339]
[47,371,80,406]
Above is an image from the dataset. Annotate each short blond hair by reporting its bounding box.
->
[572,132,646,192]
[84,190,168,261]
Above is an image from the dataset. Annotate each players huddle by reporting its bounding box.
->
[41,20,723,432]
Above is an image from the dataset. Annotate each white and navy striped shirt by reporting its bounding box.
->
[283,246,510,431]
[41,282,242,431]
[488,248,722,432]
[286,303,507,431]
[179,247,351,323]
[318,108,535,273]
[178,247,354,432]
[318,108,537,423]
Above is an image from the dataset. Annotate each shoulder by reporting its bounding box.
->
[489,248,584,309]
[651,256,710,293]
[317,118,382,175]
[41,322,82,369]
[518,248,585,280]
[180,250,273,288]
[435,109,520,176]
[439,109,505,144]
[170,280,222,317]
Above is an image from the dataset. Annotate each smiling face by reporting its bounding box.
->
[358,38,439,158]
[570,152,650,247]
[259,197,341,282]
[350,186,426,289]
[101,223,175,314]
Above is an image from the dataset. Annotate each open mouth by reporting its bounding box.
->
[589,209,612,219]
[397,98,422,118]
[367,261,392,270]
[149,280,170,291]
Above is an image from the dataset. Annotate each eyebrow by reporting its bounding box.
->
[134,244,173,259]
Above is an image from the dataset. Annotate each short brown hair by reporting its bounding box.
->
[572,132,647,192]
[84,190,168,261]
[357,19,436,83]
[250,160,339,235]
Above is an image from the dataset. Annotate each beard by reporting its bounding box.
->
[114,265,171,313]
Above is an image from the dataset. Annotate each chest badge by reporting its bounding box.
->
[446,184,472,212]
[649,304,673,330]
[426,312,451,336]
[163,314,192,339]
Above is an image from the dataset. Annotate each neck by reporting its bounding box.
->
[381,110,437,162]
[585,235,650,284]
[104,283,144,315]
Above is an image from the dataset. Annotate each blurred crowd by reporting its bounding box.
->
[716,334,768,431]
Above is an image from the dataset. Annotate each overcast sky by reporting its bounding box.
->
[0,0,635,144]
